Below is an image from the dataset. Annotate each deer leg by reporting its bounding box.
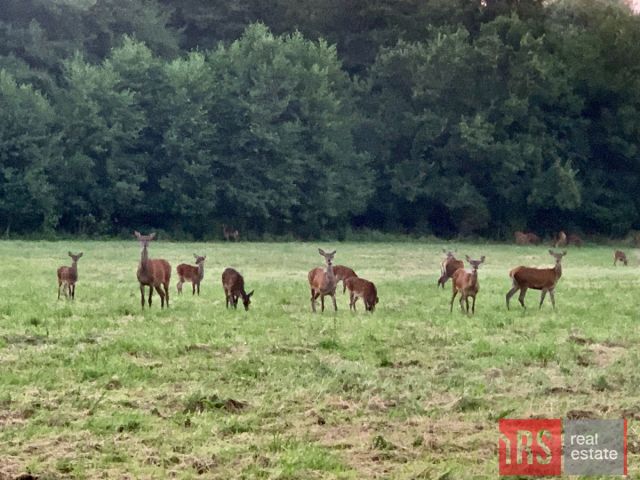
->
[177,280,182,294]
[471,295,476,314]
[197,282,200,295]
[517,287,528,309]
[310,289,316,312]
[164,283,170,307]
[459,294,466,312]
[71,283,75,300]
[549,289,556,310]
[505,286,519,310]
[349,292,355,311]
[331,293,337,312]
[450,290,458,313]
[148,286,153,307]
[320,295,325,313]
[154,285,164,308]
[192,282,196,295]
[233,295,239,309]
[58,281,62,300]
[539,289,547,309]
[140,284,146,309]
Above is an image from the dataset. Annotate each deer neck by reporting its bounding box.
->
[198,262,205,280]
[325,263,335,281]
[140,245,150,271]
[555,262,562,280]
[468,268,478,287]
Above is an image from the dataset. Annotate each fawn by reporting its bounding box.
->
[308,248,337,312]
[57,252,83,300]
[614,250,628,266]
[438,250,464,288]
[176,254,206,295]
[333,265,358,293]
[344,277,378,312]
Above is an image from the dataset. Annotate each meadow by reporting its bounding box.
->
[0,240,639,479]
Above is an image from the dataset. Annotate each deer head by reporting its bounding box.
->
[318,248,336,266]
[242,290,254,311]
[465,255,485,271]
[194,254,206,265]
[68,252,83,263]
[134,231,156,248]
[548,250,567,264]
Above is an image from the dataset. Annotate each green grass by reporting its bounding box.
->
[0,240,639,478]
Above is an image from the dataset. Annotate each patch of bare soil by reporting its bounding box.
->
[588,343,626,367]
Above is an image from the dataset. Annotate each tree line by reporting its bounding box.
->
[0,0,639,239]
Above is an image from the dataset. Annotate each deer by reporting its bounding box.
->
[221,267,254,310]
[438,250,464,288]
[308,248,337,313]
[554,231,567,248]
[176,254,206,295]
[332,265,358,293]
[222,224,239,241]
[514,231,530,245]
[134,231,171,309]
[57,252,83,300]
[567,233,583,247]
[614,250,628,266]
[344,277,379,312]
[506,250,566,310]
[450,256,485,315]
[526,232,541,245]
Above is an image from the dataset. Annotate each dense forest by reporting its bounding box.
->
[0,0,639,239]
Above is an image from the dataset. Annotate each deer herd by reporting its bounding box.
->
[54,230,633,316]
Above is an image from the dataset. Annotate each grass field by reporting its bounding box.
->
[1,240,639,479]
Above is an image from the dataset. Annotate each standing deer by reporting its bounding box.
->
[614,250,628,266]
[344,277,378,312]
[176,254,206,295]
[450,256,485,315]
[221,267,253,310]
[333,265,358,293]
[57,252,83,300]
[308,248,337,313]
[134,231,171,309]
[222,224,239,241]
[567,233,583,247]
[438,250,464,288]
[514,231,530,245]
[554,231,567,248]
[506,250,566,310]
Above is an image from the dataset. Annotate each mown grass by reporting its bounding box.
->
[0,240,639,479]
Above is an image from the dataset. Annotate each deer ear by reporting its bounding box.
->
[134,231,141,239]
[68,251,73,257]
[480,255,485,263]
[78,252,83,258]
[329,250,336,256]
[548,249,554,255]
[149,232,156,240]
[465,255,471,262]
[318,248,325,256]
[247,290,254,298]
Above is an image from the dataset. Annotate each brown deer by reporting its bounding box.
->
[554,231,567,248]
[57,252,83,300]
[222,224,239,241]
[526,232,542,245]
[221,267,253,310]
[614,250,628,266]
[567,233,583,247]
[308,248,337,312]
[514,231,530,245]
[134,231,171,309]
[333,265,358,293]
[176,254,206,294]
[438,250,464,288]
[344,277,378,312]
[450,256,485,315]
[506,250,566,310]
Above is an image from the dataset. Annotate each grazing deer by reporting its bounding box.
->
[438,250,464,288]
[57,252,83,300]
[344,277,378,312]
[567,233,583,247]
[222,224,239,241]
[614,250,628,266]
[221,267,253,310]
[176,254,206,295]
[554,231,567,248]
[526,232,541,245]
[134,231,171,309]
[450,256,485,315]
[506,250,566,310]
[333,265,358,293]
[514,231,530,245]
[308,248,337,312]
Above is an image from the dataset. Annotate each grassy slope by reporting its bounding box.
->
[0,241,639,479]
